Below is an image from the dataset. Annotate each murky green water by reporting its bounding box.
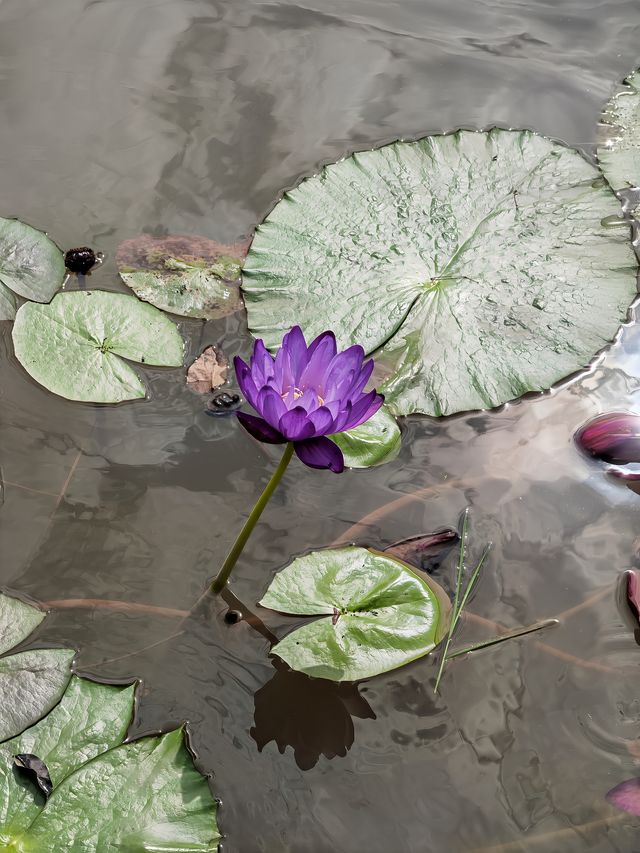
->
[1,0,640,850]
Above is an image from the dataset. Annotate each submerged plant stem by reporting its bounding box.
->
[210,442,295,593]
[446,618,559,660]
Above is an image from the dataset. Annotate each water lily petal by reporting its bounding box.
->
[576,412,640,464]
[345,358,374,398]
[606,778,640,815]
[300,334,337,390]
[282,326,308,383]
[306,330,337,361]
[341,390,384,431]
[236,412,286,444]
[234,357,260,408]
[325,346,365,398]
[258,387,287,429]
[294,388,319,414]
[279,407,315,441]
[294,436,345,472]
[308,405,336,435]
[251,339,275,385]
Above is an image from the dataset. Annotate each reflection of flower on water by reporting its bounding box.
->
[251,661,375,770]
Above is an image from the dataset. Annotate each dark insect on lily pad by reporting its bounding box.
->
[14,753,53,798]
[64,247,98,275]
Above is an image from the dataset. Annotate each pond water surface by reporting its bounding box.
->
[1,0,640,850]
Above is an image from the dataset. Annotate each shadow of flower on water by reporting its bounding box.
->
[251,660,375,770]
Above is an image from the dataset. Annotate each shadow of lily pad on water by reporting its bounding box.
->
[117,233,250,320]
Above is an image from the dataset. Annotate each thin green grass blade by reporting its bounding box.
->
[445,619,559,660]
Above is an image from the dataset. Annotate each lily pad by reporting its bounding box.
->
[243,129,637,416]
[0,283,16,321]
[12,290,184,403]
[330,406,401,468]
[0,676,220,850]
[117,233,250,319]
[597,69,640,192]
[0,592,73,743]
[0,217,65,303]
[260,547,446,681]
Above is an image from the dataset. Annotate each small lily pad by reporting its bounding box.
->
[117,233,250,319]
[186,345,228,394]
[598,69,640,192]
[260,547,446,681]
[12,290,184,403]
[330,406,401,468]
[0,217,65,303]
[0,592,74,743]
[385,529,460,573]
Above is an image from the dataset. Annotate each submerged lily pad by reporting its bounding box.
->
[598,69,640,192]
[0,677,220,850]
[0,217,65,303]
[12,290,184,403]
[260,547,446,681]
[330,406,401,468]
[243,129,637,416]
[0,592,73,743]
[117,233,250,319]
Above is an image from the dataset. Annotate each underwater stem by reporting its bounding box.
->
[210,442,295,593]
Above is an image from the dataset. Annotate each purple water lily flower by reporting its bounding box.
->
[575,412,640,464]
[234,326,384,473]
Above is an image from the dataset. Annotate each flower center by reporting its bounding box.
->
[282,386,325,406]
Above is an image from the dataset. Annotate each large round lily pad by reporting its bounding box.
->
[12,290,184,403]
[597,69,640,192]
[243,129,637,416]
[0,217,65,302]
[117,234,249,319]
[260,547,446,681]
[330,405,401,468]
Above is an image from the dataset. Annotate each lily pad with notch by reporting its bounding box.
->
[0,592,74,743]
[0,676,220,850]
[117,233,250,320]
[0,217,65,303]
[260,547,450,681]
[243,129,637,416]
[12,290,184,403]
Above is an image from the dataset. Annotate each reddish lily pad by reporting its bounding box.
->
[116,234,250,320]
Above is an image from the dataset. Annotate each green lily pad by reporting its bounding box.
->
[0,217,65,303]
[0,283,17,321]
[0,677,220,851]
[597,69,640,192]
[260,547,446,681]
[243,129,637,416]
[12,290,184,403]
[330,406,401,468]
[0,592,73,743]
[117,233,250,319]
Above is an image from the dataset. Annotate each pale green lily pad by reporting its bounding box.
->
[330,406,401,468]
[597,69,640,192]
[0,283,16,321]
[260,547,445,681]
[0,592,73,743]
[12,290,184,403]
[0,677,220,851]
[117,233,248,319]
[243,129,637,416]
[0,217,65,302]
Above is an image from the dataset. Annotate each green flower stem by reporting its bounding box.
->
[211,442,295,594]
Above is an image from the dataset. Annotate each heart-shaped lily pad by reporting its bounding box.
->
[0,676,220,851]
[260,547,447,681]
[330,406,401,468]
[117,234,249,320]
[598,69,640,192]
[0,592,74,743]
[12,290,184,402]
[243,129,637,416]
[0,217,65,303]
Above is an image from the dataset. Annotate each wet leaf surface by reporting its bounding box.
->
[330,406,401,468]
[260,547,445,681]
[243,129,636,416]
[0,283,16,321]
[12,290,184,403]
[598,69,640,192]
[117,233,250,320]
[186,345,228,394]
[0,217,65,302]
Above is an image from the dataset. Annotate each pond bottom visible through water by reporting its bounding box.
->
[1,0,640,850]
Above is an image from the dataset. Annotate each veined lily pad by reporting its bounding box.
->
[598,69,640,192]
[0,283,16,321]
[260,547,447,681]
[330,406,401,468]
[117,233,249,319]
[243,129,637,416]
[12,290,184,403]
[0,592,73,743]
[0,217,65,303]
[0,677,220,851]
